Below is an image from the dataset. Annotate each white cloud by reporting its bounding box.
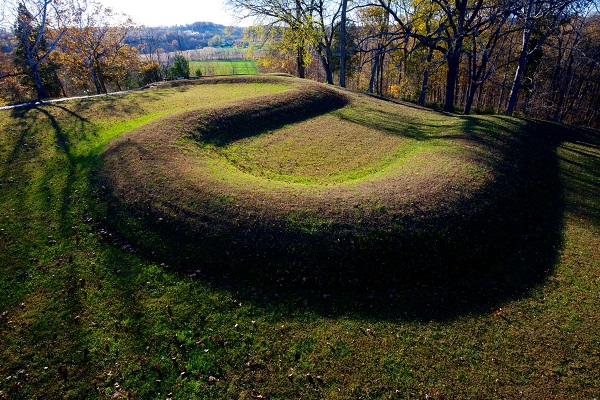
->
[99,0,242,27]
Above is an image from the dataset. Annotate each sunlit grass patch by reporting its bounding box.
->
[189,60,258,76]
[218,114,426,184]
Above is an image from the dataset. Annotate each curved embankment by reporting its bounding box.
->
[96,75,557,282]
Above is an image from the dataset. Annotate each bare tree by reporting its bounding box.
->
[227,0,314,78]
[504,0,584,114]
[376,0,492,112]
[60,0,138,94]
[525,9,600,123]
[312,0,344,84]
[340,0,349,86]
[138,27,165,64]
[10,0,69,99]
[462,0,518,114]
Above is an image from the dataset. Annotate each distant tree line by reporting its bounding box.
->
[128,22,244,55]
[230,0,600,127]
[2,0,599,128]
[0,0,238,103]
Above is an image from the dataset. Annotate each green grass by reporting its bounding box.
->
[217,114,429,184]
[190,60,258,76]
[0,76,599,399]
[98,79,503,275]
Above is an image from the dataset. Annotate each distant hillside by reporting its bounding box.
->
[127,22,245,54]
[0,23,243,56]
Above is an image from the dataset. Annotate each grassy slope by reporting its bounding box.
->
[190,60,258,76]
[0,76,598,399]
[98,82,546,284]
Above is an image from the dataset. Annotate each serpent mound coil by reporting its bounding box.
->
[97,75,529,276]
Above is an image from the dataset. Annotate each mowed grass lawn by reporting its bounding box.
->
[190,60,258,76]
[0,76,598,399]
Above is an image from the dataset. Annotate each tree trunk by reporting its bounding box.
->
[90,61,103,94]
[31,66,48,99]
[54,70,66,98]
[339,0,348,87]
[99,71,107,94]
[295,0,305,79]
[368,54,379,93]
[464,81,479,115]
[552,51,575,121]
[465,54,490,115]
[378,52,385,95]
[24,44,48,99]
[297,46,305,78]
[369,49,385,94]
[444,46,461,113]
[319,49,334,84]
[506,46,528,115]
[506,2,533,115]
[418,48,433,105]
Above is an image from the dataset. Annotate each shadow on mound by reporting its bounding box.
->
[191,83,349,146]
[95,97,565,322]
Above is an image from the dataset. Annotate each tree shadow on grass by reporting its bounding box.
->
[34,105,82,231]
[97,113,568,323]
[334,117,567,322]
[223,119,565,322]
[9,104,98,234]
[557,128,600,228]
[1,106,114,398]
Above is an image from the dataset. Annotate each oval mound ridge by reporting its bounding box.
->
[97,75,507,273]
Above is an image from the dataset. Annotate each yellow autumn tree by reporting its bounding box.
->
[57,0,139,94]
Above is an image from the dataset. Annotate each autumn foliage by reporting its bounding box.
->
[233,0,600,127]
[1,0,144,101]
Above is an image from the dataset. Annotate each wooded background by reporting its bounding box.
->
[1,0,599,127]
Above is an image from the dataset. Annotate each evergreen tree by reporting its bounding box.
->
[168,54,189,79]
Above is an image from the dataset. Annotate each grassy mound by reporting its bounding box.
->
[3,73,599,399]
[96,75,559,284]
